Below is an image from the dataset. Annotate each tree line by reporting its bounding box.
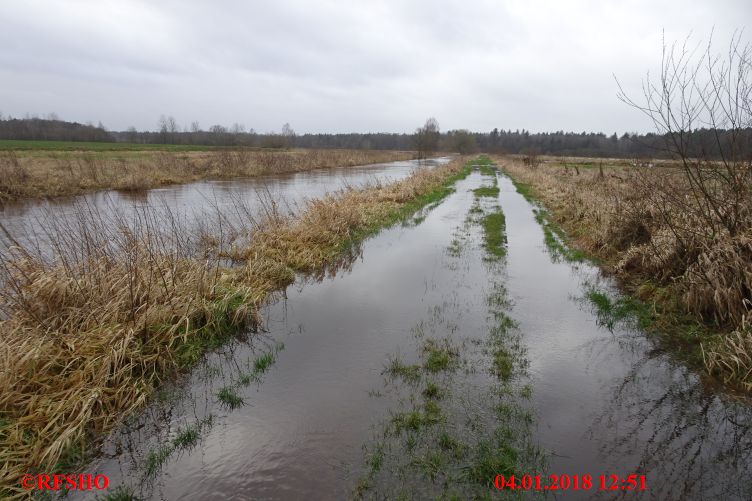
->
[0,115,113,142]
[1,113,749,160]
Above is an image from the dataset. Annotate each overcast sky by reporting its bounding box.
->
[0,0,748,134]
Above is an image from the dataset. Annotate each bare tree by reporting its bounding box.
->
[414,117,440,159]
[158,115,179,144]
[616,31,751,239]
[616,31,752,327]
[125,126,138,143]
[281,122,296,148]
[158,115,169,143]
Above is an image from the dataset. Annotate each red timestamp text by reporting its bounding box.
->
[494,474,647,492]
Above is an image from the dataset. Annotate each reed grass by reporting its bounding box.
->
[0,149,417,201]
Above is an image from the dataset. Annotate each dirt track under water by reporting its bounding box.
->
[22,160,750,500]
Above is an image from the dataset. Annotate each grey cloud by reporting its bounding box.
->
[0,0,748,133]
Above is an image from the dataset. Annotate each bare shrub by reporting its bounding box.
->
[616,32,752,329]
[522,151,540,168]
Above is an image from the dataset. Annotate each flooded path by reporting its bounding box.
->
[61,162,751,500]
[80,167,507,499]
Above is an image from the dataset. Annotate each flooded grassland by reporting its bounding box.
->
[2,156,751,500]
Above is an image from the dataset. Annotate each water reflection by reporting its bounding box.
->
[0,158,450,249]
[589,328,752,499]
[27,166,752,500]
[497,173,752,501]
[74,172,485,500]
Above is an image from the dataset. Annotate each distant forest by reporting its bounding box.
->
[1,115,750,159]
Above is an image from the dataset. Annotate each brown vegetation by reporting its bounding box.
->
[503,33,752,391]
[498,156,752,390]
[0,149,416,201]
[0,157,465,498]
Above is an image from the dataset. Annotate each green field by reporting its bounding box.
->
[0,139,220,152]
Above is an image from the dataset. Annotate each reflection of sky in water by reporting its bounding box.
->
[0,157,451,248]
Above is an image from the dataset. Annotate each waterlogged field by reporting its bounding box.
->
[0,147,416,200]
[1,156,751,500]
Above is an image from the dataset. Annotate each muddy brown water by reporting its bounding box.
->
[6,162,751,500]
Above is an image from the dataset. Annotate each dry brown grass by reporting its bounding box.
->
[0,152,30,199]
[0,157,465,498]
[0,149,416,201]
[497,155,752,391]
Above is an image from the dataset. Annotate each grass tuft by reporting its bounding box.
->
[586,288,653,331]
[462,437,518,486]
[480,211,507,258]
[97,485,140,501]
[422,339,458,373]
[391,401,443,434]
[217,386,245,410]
[143,415,213,478]
[472,186,500,198]
[421,381,443,400]
[144,445,172,478]
[492,348,514,380]
[385,357,422,383]
[253,352,276,374]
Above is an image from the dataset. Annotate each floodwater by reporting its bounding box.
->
[0,157,451,247]
[10,161,751,500]
[74,168,501,500]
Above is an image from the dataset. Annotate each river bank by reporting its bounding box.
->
[0,149,416,201]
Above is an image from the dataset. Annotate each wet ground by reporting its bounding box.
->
[11,160,751,500]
